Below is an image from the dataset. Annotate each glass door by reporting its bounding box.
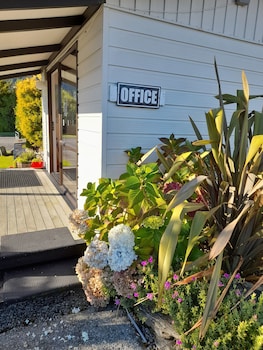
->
[61,51,77,198]
[49,46,78,204]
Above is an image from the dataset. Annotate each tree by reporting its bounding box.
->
[15,75,42,148]
[0,80,16,132]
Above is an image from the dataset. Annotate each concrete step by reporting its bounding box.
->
[0,257,81,303]
[0,227,86,270]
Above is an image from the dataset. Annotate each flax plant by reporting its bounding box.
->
[157,62,263,339]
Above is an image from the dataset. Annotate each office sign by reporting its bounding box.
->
[117,83,160,108]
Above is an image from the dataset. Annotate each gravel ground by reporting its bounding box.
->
[0,287,155,350]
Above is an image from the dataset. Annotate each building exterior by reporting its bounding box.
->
[0,0,262,208]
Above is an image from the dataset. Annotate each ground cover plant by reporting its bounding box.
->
[72,65,263,349]
[0,155,14,168]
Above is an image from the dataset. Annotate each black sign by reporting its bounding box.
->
[117,83,160,108]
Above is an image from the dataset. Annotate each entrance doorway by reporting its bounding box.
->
[49,46,78,206]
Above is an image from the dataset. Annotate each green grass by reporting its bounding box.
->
[0,155,15,168]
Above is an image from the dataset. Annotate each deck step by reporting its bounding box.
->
[0,227,86,270]
[0,257,81,303]
[0,227,86,304]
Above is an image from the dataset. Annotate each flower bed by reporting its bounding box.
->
[71,68,263,349]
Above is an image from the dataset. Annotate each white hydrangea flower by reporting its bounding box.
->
[107,224,137,271]
[108,224,135,249]
[83,234,109,269]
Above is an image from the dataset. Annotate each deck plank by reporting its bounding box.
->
[0,169,72,237]
[0,187,8,236]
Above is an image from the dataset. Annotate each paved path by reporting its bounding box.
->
[0,288,148,350]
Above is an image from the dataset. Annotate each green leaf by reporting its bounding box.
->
[192,139,214,146]
[189,116,204,143]
[200,252,223,339]
[136,146,157,165]
[242,70,249,103]
[209,201,252,260]
[165,175,207,214]
[253,111,263,135]
[162,151,192,181]
[128,189,144,208]
[215,93,239,104]
[158,203,185,303]
[125,176,140,189]
[181,211,209,274]
[245,135,263,168]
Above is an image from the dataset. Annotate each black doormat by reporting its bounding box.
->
[0,170,42,188]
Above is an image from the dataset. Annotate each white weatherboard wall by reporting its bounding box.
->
[75,2,263,207]
[103,4,263,179]
[107,0,263,44]
[77,9,104,205]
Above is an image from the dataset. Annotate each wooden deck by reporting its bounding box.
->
[0,169,73,237]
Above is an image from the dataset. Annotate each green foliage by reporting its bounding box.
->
[0,155,14,168]
[131,259,263,349]
[124,146,144,163]
[155,64,263,339]
[81,162,169,259]
[15,75,42,148]
[162,276,263,349]
[0,80,16,132]
[14,149,36,165]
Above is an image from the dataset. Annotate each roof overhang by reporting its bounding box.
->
[0,1,105,80]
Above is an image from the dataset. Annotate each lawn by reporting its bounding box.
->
[0,155,15,168]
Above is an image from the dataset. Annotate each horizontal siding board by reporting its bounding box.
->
[107,0,263,44]
[108,10,263,61]
[78,84,101,105]
[108,67,219,95]
[106,102,216,121]
[77,9,104,203]
[107,117,199,135]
